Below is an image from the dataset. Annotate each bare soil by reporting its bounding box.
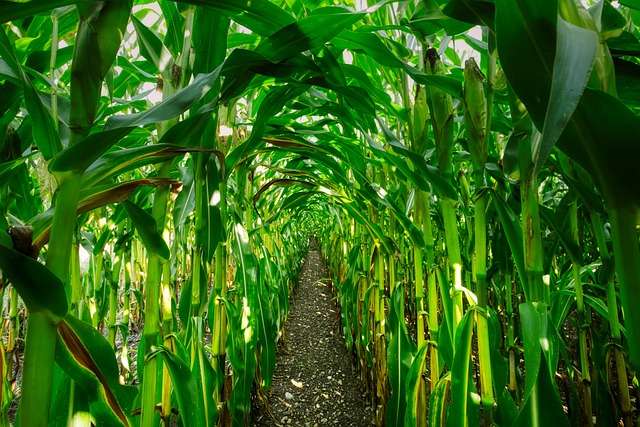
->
[253,244,374,427]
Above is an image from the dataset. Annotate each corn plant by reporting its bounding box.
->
[0,0,639,426]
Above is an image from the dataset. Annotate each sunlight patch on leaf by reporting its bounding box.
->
[210,190,221,206]
[235,223,249,244]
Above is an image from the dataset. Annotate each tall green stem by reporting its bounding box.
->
[140,9,193,421]
[420,192,439,389]
[49,13,59,130]
[19,174,81,427]
[414,191,426,347]
[520,175,544,427]
[590,213,632,424]
[20,313,58,427]
[160,262,173,423]
[521,177,544,303]
[426,47,462,332]
[569,199,592,425]
[140,184,170,427]
[7,287,18,355]
[474,192,494,408]
[441,199,464,329]
[608,205,640,371]
[505,270,517,393]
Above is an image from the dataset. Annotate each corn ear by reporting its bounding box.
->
[463,58,488,167]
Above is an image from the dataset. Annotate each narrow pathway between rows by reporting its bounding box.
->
[254,242,374,426]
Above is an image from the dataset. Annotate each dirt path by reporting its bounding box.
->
[254,244,374,427]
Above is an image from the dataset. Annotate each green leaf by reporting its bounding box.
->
[191,340,219,425]
[495,0,556,127]
[561,88,640,206]
[255,7,365,62]
[334,31,404,67]
[409,2,473,38]
[132,15,173,74]
[385,286,416,426]
[0,157,27,182]
[0,0,82,22]
[521,302,561,396]
[533,18,597,175]
[495,388,519,426]
[437,269,454,365]
[404,343,428,425]
[226,84,307,171]
[159,0,184,56]
[513,353,568,426]
[598,1,627,40]
[105,65,223,130]
[446,311,475,427]
[496,0,640,208]
[123,201,170,260]
[174,0,295,36]
[410,71,464,100]
[334,30,464,98]
[226,222,259,423]
[70,1,132,139]
[82,144,194,186]
[31,178,179,249]
[518,302,544,401]
[192,8,229,75]
[56,316,136,426]
[429,373,451,427]
[443,0,495,28]
[376,128,458,199]
[620,0,640,9]
[491,190,529,298]
[256,256,277,388]
[614,57,640,108]
[608,31,640,56]
[173,162,196,231]
[198,153,225,259]
[148,345,206,427]
[0,28,61,159]
[0,244,68,320]
[540,203,583,265]
[49,127,133,173]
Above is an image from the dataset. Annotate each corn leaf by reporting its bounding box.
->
[0,244,68,319]
[105,65,223,130]
[70,1,132,138]
[385,286,416,426]
[31,178,178,249]
[533,18,598,175]
[0,28,61,159]
[491,190,529,298]
[147,345,207,427]
[132,15,173,74]
[123,200,170,260]
[442,0,495,28]
[0,0,83,22]
[446,310,474,427]
[175,0,295,36]
[256,7,365,62]
[56,316,137,427]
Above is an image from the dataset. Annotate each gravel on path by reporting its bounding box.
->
[253,243,374,427]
